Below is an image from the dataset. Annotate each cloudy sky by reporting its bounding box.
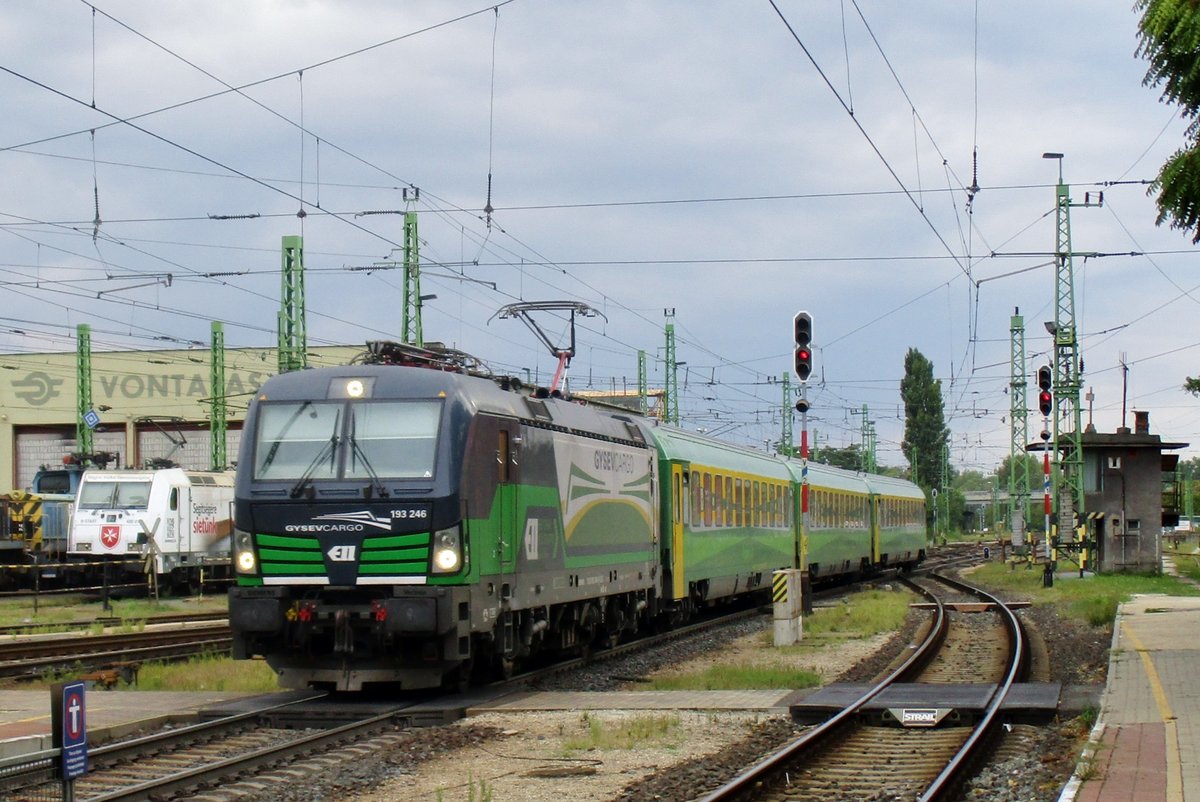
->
[1,1,1196,472]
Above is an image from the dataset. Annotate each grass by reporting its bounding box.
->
[640,585,917,692]
[562,712,683,753]
[0,593,229,630]
[804,586,914,637]
[0,593,276,693]
[132,651,280,692]
[645,663,822,690]
[968,560,1200,627]
[11,651,280,693]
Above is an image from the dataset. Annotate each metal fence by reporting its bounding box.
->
[0,749,64,802]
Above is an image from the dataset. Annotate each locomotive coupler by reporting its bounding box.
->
[333,609,354,653]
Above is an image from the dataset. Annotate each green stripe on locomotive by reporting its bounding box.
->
[252,530,433,581]
[462,479,655,580]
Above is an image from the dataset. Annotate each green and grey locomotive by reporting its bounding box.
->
[229,344,926,691]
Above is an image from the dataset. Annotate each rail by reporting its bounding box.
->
[697,571,1028,801]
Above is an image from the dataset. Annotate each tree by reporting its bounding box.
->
[1136,0,1200,392]
[1136,0,1200,243]
[899,348,949,493]
[811,443,864,471]
[995,454,1044,491]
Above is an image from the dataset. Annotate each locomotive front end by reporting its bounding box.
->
[228,369,473,691]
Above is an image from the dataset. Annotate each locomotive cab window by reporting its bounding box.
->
[347,401,441,479]
[78,480,152,510]
[254,401,344,480]
[253,399,443,481]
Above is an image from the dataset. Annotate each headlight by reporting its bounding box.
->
[431,525,462,574]
[234,528,257,574]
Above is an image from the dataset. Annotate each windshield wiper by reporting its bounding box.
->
[349,410,389,498]
[290,409,341,499]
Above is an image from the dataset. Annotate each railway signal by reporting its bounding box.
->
[1037,365,1053,416]
[793,311,813,382]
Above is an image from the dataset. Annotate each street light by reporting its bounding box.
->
[1042,152,1064,182]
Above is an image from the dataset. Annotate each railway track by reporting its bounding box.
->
[697,571,1031,802]
[0,622,231,680]
[0,694,431,802]
[0,606,770,801]
[0,611,228,637]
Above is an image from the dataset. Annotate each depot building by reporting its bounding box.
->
[0,345,362,492]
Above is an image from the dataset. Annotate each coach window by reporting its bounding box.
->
[680,471,690,524]
[733,479,742,526]
[710,473,720,527]
[702,473,713,527]
[673,469,683,525]
[691,471,701,527]
[722,476,731,526]
[712,473,723,527]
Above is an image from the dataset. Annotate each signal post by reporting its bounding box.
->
[1037,366,1055,586]
[779,311,814,648]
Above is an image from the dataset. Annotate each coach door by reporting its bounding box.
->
[496,421,521,577]
[870,496,882,564]
[670,463,686,599]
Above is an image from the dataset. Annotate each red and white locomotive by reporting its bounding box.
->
[68,467,234,586]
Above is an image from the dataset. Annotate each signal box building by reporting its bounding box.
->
[1080,411,1188,574]
[0,345,361,493]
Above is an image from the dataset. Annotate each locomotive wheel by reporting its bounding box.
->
[495,654,516,680]
[595,626,620,650]
[443,660,473,693]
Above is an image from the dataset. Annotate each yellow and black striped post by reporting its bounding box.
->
[6,491,44,549]
[772,568,803,646]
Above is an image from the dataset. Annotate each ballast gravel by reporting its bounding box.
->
[229,584,1110,802]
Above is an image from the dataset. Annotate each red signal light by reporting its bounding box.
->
[1038,389,1053,417]
[795,347,813,381]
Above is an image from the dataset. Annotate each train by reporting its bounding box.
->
[0,457,92,567]
[228,342,926,692]
[67,467,235,590]
[0,458,234,592]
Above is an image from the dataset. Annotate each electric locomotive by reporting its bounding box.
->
[68,467,235,588]
[229,348,660,691]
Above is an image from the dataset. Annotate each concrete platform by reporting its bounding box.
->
[0,689,258,759]
[1062,593,1200,802]
[469,689,802,715]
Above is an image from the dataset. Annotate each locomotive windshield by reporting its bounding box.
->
[253,399,442,481]
[78,480,151,509]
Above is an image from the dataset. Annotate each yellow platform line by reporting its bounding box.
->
[1121,619,1182,802]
